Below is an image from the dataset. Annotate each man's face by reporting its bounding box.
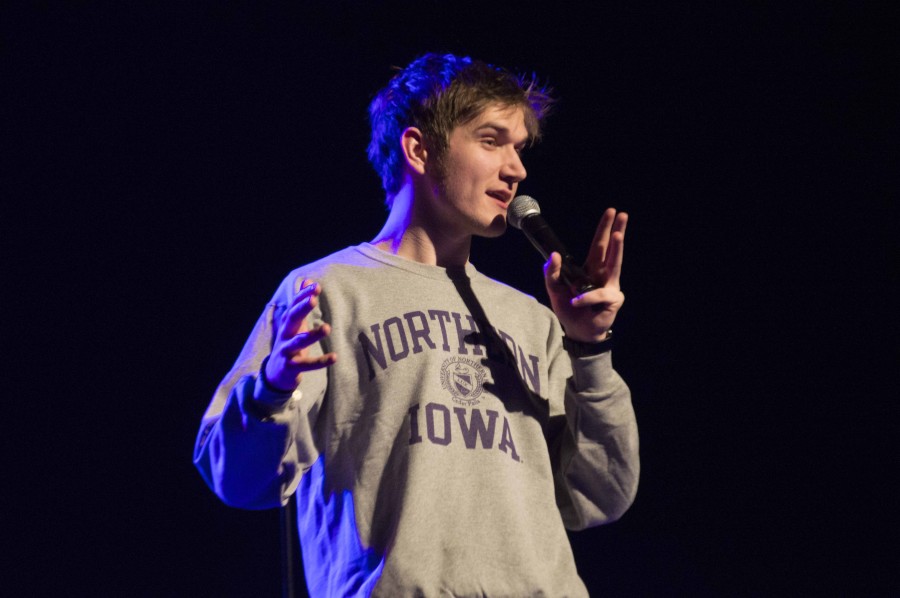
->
[427,104,529,239]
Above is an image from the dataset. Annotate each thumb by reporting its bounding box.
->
[543,252,564,289]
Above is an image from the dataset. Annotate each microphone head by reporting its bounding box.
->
[508,195,541,230]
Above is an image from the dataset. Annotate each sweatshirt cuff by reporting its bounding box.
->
[569,351,617,395]
[245,357,298,416]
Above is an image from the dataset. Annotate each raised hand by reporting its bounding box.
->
[543,208,628,343]
[263,279,337,392]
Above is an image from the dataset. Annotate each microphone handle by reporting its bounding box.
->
[520,216,595,294]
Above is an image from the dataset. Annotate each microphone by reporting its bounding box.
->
[508,195,596,294]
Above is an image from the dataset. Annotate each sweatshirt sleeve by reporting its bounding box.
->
[548,337,640,530]
[193,285,327,510]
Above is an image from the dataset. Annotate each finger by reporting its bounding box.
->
[290,351,338,372]
[585,208,616,271]
[290,279,320,308]
[571,286,624,309]
[282,283,321,333]
[604,215,627,285]
[612,211,628,237]
[283,279,319,319]
[283,323,331,353]
[293,276,316,296]
[543,252,564,288]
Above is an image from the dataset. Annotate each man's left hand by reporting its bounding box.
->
[543,208,628,343]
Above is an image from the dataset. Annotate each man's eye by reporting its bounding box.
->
[481,138,497,146]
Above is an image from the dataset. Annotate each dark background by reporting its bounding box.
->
[5,1,895,596]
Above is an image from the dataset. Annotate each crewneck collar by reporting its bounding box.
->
[354,243,479,282]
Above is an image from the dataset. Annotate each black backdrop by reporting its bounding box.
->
[5,2,895,595]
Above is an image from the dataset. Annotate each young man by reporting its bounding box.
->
[194,53,638,597]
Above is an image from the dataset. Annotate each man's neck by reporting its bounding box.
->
[372,225,471,268]
[371,188,471,267]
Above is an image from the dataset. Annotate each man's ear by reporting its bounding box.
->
[400,127,428,175]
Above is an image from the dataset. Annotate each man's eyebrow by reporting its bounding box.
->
[473,122,509,134]
[473,122,528,145]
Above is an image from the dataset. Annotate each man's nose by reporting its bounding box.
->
[501,148,527,186]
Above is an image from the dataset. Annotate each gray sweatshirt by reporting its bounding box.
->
[194,243,639,597]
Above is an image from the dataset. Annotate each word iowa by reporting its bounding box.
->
[358,309,541,393]
[408,402,520,462]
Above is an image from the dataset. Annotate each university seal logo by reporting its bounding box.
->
[440,356,485,406]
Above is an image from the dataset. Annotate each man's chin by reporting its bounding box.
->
[480,215,508,238]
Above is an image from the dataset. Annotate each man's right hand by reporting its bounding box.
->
[263,279,337,392]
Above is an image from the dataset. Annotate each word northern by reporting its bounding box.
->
[358,309,542,394]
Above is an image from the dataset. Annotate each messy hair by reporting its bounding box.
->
[367,53,554,204]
